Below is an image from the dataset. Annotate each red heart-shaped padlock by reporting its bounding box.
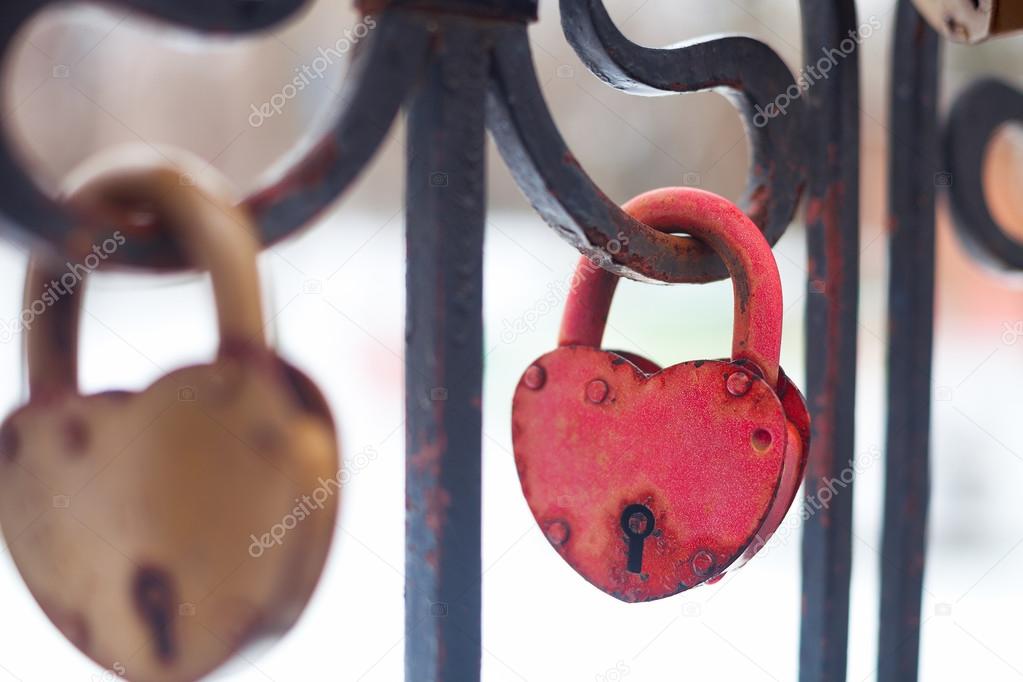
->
[511,187,809,602]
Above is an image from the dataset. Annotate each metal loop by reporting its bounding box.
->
[25,165,267,398]
[558,187,784,387]
[945,78,1023,273]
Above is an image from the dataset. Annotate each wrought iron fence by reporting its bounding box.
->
[0,0,1018,680]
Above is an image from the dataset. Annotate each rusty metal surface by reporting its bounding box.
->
[878,4,939,681]
[404,15,488,682]
[945,78,1023,272]
[797,2,860,681]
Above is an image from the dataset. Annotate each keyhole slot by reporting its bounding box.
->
[133,566,178,664]
[621,504,655,574]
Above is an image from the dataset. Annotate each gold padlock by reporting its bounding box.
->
[913,0,1023,43]
[0,166,340,681]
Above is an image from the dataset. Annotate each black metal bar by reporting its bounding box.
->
[797,2,860,680]
[404,16,489,682]
[878,3,939,680]
[361,0,537,21]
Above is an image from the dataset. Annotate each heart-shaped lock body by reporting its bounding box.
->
[512,187,809,602]
[0,168,340,681]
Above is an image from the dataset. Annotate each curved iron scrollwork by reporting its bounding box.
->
[490,0,807,284]
[555,0,806,281]
[0,0,424,267]
[487,22,805,284]
[0,0,809,282]
[945,78,1023,272]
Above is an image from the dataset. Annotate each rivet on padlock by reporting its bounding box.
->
[511,187,810,603]
[0,166,341,681]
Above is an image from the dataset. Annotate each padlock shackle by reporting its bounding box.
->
[25,167,267,399]
[559,187,783,387]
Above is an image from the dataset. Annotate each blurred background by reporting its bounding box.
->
[1,0,1022,680]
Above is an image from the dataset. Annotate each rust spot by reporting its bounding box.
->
[804,180,846,479]
[885,215,899,235]
[133,566,178,664]
[424,486,452,535]
[63,416,89,454]
[0,422,19,463]
[248,424,285,457]
[279,360,333,423]
[409,437,444,474]
[745,182,771,228]
[246,138,340,215]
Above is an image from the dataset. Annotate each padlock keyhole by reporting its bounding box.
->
[621,504,655,574]
[133,566,178,663]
